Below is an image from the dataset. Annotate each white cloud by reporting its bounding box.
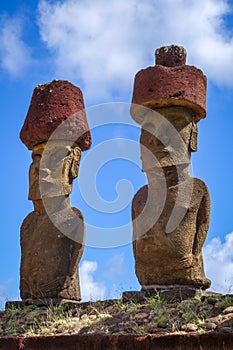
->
[0,17,32,77]
[203,232,233,294]
[38,0,233,102]
[79,260,106,301]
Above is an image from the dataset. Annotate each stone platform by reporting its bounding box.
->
[1,333,233,350]
[2,291,233,349]
[5,298,80,309]
[6,287,220,310]
[122,286,214,303]
[5,298,119,312]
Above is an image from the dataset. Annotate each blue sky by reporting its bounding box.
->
[1,0,233,306]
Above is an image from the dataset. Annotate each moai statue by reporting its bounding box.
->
[19,80,91,300]
[131,45,211,290]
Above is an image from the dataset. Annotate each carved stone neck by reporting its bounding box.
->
[33,196,71,215]
[146,165,190,189]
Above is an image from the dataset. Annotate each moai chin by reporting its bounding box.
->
[130,45,211,290]
[19,80,91,300]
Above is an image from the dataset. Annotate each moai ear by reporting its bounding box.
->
[70,147,82,179]
[189,121,198,152]
[62,146,81,194]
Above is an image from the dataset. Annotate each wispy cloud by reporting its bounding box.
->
[0,280,19,309]
[101,253,140,298]
[38,0,233,102]
[0,284,8,309]
[79,260,106,301]
[203,232,233,293]
[104,253,125,280]
[102,253,126,299]
[0,17,32,77]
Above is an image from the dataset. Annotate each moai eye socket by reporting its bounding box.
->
[162,134,170,145]
[47,148,66,168]
[32,153,41,161]
[142,122,155,136]
[54,149,66,161]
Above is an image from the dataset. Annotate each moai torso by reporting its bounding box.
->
[132,175,210,289]
[131,46,211,290]
[19,80,91,300]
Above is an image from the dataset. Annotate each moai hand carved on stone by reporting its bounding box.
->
[20,80,91,300]
[130,45,211,290]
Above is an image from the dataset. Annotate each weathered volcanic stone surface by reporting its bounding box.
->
[1,333,233,350]
[130,47,210,290]
[20,200,84,300]
[131,45,206,124]
[19,81,90,302]
[131,92,210,289]
[155,45,187,67]
[122,286,202,303]
[0,337,19,350]
[132,177,211,289]
[20,80,91,150]
[28,142,82,200]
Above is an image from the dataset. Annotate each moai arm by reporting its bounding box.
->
[192,181,210,256]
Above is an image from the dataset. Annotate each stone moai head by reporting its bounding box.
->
[28,141,82,200]
[130,45,206,171]
[20,80,91,201]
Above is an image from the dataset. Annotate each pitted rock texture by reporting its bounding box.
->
[28,142,82,200]
[19,81,90,301]
[131,64,206,124]
[20,80,91,150]
[1,334,233,350]
[132,178,210,289]
[155,45,187,67]
[131,106,210,290]
[20,200,84,300]
[131,47,210,290]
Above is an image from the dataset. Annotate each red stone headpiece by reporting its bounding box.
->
[131,45,206,124]
[20,80,91,150]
